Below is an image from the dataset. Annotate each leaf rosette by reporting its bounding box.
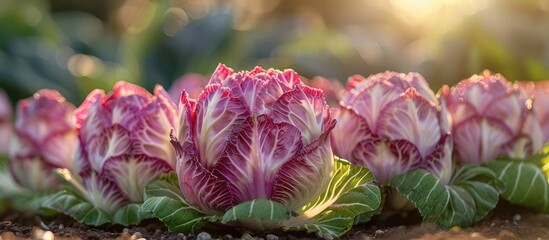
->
[143,64,381,238]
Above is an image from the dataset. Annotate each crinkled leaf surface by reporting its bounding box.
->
[486,145,549,212]
[221,199,289,231]
[142,173,208,234]
[112,203,153,226]
[386,165,502,229]
[40,191,110,226]
[284,157,381,238]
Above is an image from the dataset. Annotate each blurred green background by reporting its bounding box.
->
[1,0,549,105]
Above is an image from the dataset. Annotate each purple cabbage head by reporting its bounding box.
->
[172,64,335,215]
[74,82,177,213]
[441,72,544,164]
[331,72,453,183]
[9,90,76,191]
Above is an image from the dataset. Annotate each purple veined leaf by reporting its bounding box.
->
[171,134,236,215]
[84,172,130,214]
[193,84,250,168]
[271,120,335,212]
[351,138,423,182]
[423,134,453,184]
[271,85,331,145]
[215,115,303,202]
[453,117,511,164]
[376,88,441,159]
[103,154,173,202]
[330,107,377,161]
[208,63,235,85]
[86,124,131,173]
[342,75,403,131]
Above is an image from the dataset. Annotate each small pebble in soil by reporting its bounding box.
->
[196,231,212,240]
[374,229,384,236]
[322,233,334,240]
[33,228,54,240]
[58,224,64,230]
[471,232,482,238]
[223,234,233,239]
[513,214,522,221]
[177,233,187,240]
[491,222,496,227]
[131,232,143,240]
[450,226,461,232]
[241,232,254,240]
[265,234,279,240]
[123,228,130,233]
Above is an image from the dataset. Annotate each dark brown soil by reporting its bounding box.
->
[1,201,547,240]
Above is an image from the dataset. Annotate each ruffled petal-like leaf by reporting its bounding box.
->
[342,75,402,131]
[271,85,330,145]
[377,88,441,158]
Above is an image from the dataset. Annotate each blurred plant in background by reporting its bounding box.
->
[1,0,549,104]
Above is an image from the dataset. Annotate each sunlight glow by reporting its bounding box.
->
[389,0,493,25]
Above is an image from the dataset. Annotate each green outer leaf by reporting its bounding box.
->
[142,173,208,234]
[386,170,448,222]
[40,191,110,226]
[453,165,503,222]
[386,166,501,229]
[112,203,152,226]
[292,184,380,238]
[221,199,289,230]
[285,157,381,237]
[486,159,549,212]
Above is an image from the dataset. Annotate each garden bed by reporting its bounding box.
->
[1,201,547,240]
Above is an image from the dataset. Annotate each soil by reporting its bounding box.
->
[1,201,548,240]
